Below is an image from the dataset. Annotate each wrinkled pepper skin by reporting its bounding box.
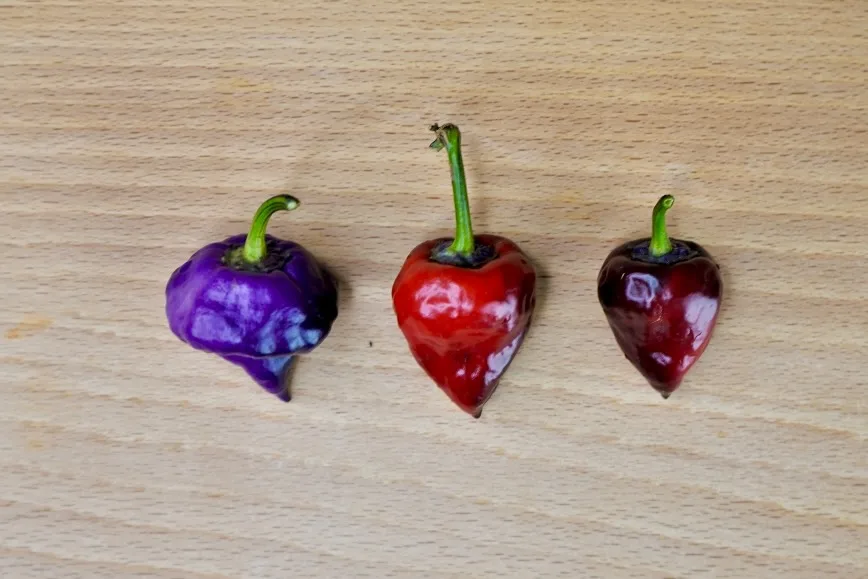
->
[597,196,722,398]
[165,198,337,401]
[392,234,536,417]
[392,124,536,417]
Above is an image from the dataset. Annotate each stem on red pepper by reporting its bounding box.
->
[649,194,675,257]
[430,123,474,258]
[242,195,300,263]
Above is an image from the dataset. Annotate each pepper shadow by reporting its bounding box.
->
[323,263,352,313]
[461,127,552,321]
[528,253,552,322]
[462,129,488,228]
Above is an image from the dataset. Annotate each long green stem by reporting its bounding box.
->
[242,195,300,263]
[430,124,474,257]
[649,194,675,257]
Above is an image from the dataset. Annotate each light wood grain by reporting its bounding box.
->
[2,0,867,577]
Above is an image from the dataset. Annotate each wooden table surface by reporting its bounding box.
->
[2,1,867,577]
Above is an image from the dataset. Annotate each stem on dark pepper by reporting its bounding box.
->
[242,195,300,263]
[430,123,474,258]
[649,194,675,257]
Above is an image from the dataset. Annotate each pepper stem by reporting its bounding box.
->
[430,123,474,257]
[242,195,300,263]
[649,194,675,257]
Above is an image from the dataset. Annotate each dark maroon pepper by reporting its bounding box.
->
[597,195,722,398]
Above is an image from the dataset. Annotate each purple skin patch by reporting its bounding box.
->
[165,233,337,401]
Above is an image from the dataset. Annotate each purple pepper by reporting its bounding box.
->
[165,195,338,401]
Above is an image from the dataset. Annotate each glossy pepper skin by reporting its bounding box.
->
[597,195,722,398]
[165,195,337,401]
[392,124,536,418]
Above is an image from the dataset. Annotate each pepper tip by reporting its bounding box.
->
[277,389,292,403]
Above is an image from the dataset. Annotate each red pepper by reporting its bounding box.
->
[392,124,536,418]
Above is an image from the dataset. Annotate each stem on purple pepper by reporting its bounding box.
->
[242,195,300,264]
[649,194,675,257]
[430,123,474,258]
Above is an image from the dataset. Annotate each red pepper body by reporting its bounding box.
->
[392,234,536,417]
[597,239,722,397]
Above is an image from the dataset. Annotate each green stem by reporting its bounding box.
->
[649,194,675,257]
[242,195,300,263]
[430,124,474,257]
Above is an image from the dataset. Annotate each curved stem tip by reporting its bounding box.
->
[242,195,300,264]
[649,194,675,257]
